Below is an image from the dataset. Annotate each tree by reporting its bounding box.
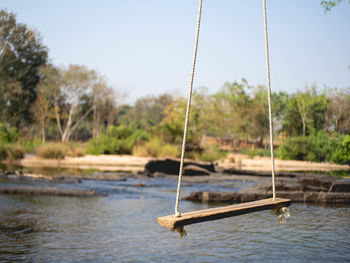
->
[58,65,97,142]
[327,88,350,134]
[91,79,117,138]
[215,79,252,139]
[249,86,269,146]
[118,94,174,132]
[0,9,48,128]
[282,86,328,137]
[37,64,98,142]
[321,0,350,12]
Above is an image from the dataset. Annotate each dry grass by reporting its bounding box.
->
[35,143,67,159]
[133,138,179,158]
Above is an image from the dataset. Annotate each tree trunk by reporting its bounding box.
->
[41,118,46,143]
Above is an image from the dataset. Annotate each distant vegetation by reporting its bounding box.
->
[0,9,349,164]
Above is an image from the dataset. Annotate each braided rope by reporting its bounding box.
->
[263,0,276,200]
[174,0,203,217]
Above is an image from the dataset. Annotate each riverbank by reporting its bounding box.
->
[10,155,151,172]
[217,153,350,172]
[5,153,350,174]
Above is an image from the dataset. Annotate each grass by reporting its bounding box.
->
[194,145,228,162]
[238,148,270,158]
[35,142,86,159]
[133,137,179,158]
[0,144,24,161]
[35,143,67,159]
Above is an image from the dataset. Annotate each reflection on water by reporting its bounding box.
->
[175,226,187,239]
[0,176,349,262]
[271,207,291,224]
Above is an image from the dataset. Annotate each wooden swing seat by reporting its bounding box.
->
[157,198,291,230]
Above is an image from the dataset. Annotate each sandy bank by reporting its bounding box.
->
[218,153,350,172]
[5,153,350,174]
[12,155,151,172]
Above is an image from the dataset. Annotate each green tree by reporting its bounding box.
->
[0,9,48,128]
[282,86,328,137]
[118,94,174,132]
[321,0,350,12]
[215,79,252,139]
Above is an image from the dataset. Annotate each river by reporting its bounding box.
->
[0,173,349,262]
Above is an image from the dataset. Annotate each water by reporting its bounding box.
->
[0,176,349,262]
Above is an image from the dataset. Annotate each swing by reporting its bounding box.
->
[157,0,291,230]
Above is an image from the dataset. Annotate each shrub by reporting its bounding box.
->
[20,138,42,153]
[277,131,350,164]
[239,148,270,158]
[331,135,350,165]
[196,145,228,162]
[67,145,85,157]
[133,137,179,157]
[0,144,24,161]
[0,124,19,144]
[86,125,149,155]
[35,143,66,159]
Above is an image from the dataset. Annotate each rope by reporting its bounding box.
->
[174,0,203,217]
[263,0,276,200]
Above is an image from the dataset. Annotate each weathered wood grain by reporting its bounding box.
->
[157,198,291,229]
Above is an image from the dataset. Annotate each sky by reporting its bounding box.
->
[2,0,350,104]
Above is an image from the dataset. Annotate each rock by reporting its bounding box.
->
[223,168,298,178]
[0,185,99,197]
[329,181,350,193]
[300,175,336,190]
[184,190,350,204]
[133,183,146,187]
[183,165,211,176]
[324,192,350,204]
[144,158,215,175]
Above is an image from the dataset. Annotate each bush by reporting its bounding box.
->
[35,143,66,159]
[194,145,228,162]
[0,124,19,144]
[20,138,42,153]
[86,125,149,155]
[277,132,350,164]
[239,148,270,158]
[133,137,179,157]
[331,135,350,165]
[0,144,24,161]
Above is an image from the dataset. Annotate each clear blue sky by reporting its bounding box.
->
[2,0,350,103]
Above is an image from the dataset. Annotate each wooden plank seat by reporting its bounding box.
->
[157,198,291,230]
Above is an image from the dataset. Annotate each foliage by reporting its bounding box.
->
[20,138,42,153]
[0,144,24,161]
[0,124,19,144]
[331,135,350,164]
[132,137,179,158]
[239,148,270,158]
[86,125,148,155]
[281,86,328,137]
[35,143,66,159]
[118,94,174,132]
[0,9,48,128]
[321,0,350,13]
[195,145,228,162]
[277,132,350,164]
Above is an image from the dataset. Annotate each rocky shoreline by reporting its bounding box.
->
[1,157,349,204]
[184,174,350,204]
